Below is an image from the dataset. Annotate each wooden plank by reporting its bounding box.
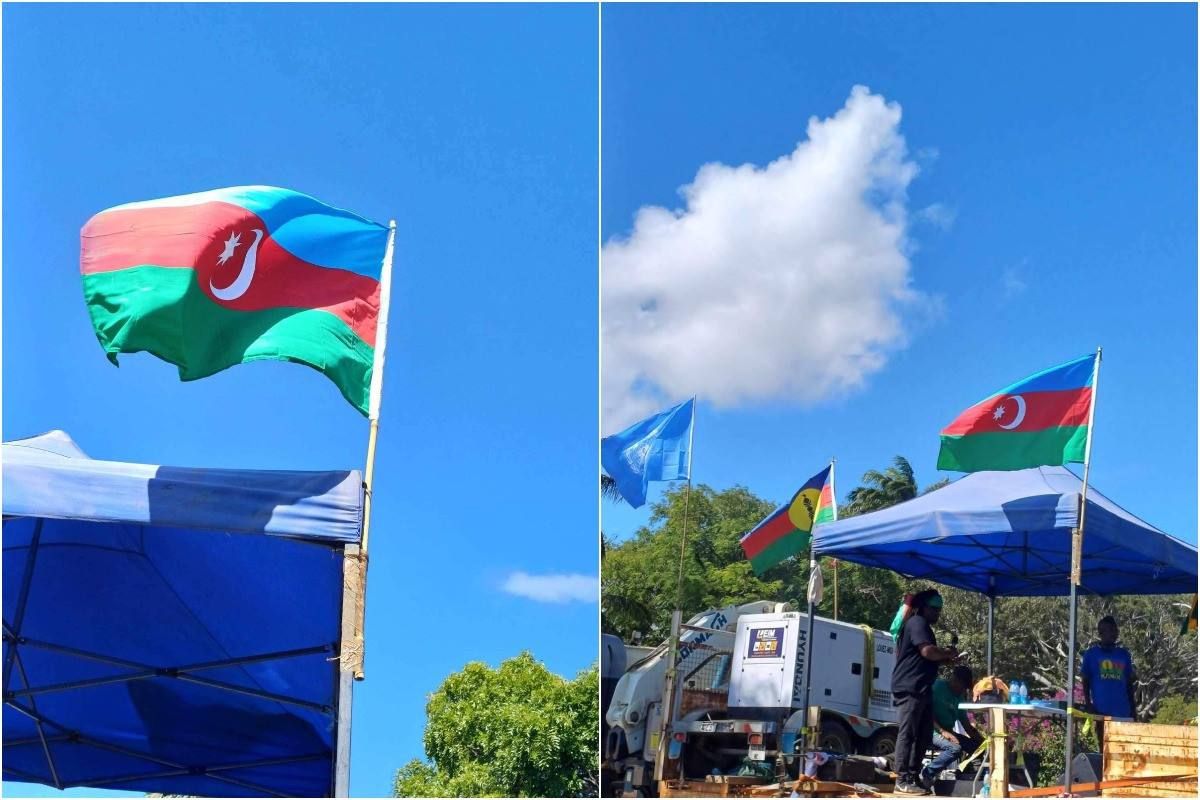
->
[1104,743,1190,753]
[1008,774,1195,798]
[1105,737,1197,750]
[1107,722,1196,739]
[1103,759,1195,778]
[706,775,769,785]
[1104,788,1197,798]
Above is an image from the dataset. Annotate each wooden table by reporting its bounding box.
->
[959,703,1130,797]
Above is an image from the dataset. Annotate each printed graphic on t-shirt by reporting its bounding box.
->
[1098,658,1126,681]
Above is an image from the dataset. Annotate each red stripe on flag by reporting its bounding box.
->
[741,510,796,560]
[942,388,1092,436]
[82,202,380,346]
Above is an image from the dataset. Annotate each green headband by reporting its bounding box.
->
[926,595,944,609]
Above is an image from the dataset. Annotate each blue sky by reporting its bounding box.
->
[602,3,1197,552]
[3,4,596,798]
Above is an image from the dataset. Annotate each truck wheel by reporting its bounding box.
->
[818,718,854,755]
[869,729,897,764]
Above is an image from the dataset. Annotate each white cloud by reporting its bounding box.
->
[501,572,598,604]
[917,202,956,231]
[602,85,935,431]
[1002,264,1028,299]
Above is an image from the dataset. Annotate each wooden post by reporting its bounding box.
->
[990,707,1009,798]
[332,542,362,797]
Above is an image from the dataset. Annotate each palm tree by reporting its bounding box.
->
[844,456,918,516]
[601,473,625,504]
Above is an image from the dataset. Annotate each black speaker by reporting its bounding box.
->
[1055,752,1102,797]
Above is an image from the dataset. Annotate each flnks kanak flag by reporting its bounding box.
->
[937,353,1097,472]
[81,186,389,415]
[741,465,834,575]
[601,399,694,509]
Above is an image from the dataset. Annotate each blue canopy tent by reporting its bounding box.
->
[810,466,1196,675]
[812,466,1197,598]
[2,431,364,797]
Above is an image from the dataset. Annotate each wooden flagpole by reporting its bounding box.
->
[333,218,394,796]
[1063,346,1102,794]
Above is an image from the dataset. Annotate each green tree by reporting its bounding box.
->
[394,653,598,798]
[844,456,919,516]
[1152,695,1198,725]
[601,474,624,504]
[601,484,795,640]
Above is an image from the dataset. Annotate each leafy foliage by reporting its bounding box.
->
[393,653,598,798]
[1152,694,1198,725]
[844,456,918,516]
[602,458,936,638]
[601,474,624,504]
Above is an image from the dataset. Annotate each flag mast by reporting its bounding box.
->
[800,458,835,774]
[350,217,395,682]
[1062,346,1102,795]
[334,219,394,796]
[656,396,697,782]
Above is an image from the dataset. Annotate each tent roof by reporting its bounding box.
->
[3,432,362,797]
[3,430,362,543]
[812,466,1197,596]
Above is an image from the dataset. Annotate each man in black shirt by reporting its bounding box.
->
[891,589,961,796]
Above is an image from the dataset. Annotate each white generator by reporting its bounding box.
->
[729,611,899,724]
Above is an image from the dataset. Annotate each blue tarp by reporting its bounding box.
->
[3,431,363,797]
[813,466,1197,596]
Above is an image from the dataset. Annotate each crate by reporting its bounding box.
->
[1101,721,1197,798]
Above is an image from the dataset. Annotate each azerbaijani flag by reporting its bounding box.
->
[937,353,1097,472]
[741,465,834,575]
[80,186,390,416]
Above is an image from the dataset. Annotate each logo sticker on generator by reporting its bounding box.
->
[746,626,786,659]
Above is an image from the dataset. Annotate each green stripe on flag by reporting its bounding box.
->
[937,426,1088,472]
[84,265,374,414]
[749,531,811,575]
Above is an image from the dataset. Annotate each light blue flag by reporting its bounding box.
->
[601,398,695,508]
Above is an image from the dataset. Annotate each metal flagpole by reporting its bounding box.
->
[334,219,396,796]
[1064,347,1101,795]
[657,397,697,784]
[800,458,835,771]
[673,400,696,612]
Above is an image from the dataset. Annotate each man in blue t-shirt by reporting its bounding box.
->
[1081,616,1136,732]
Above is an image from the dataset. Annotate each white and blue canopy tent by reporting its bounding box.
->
[813,466,1196,598]
[811,466,1196,674]
[3,431,364,797]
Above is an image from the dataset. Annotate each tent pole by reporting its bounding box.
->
[1065,347,1102,795]
[986,594,995,677]
[334,542,362,797]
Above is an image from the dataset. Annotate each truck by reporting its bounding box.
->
[603,603,900,796]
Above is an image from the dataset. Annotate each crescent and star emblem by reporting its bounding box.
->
[210,228,264,301]
[993,395,1027,430]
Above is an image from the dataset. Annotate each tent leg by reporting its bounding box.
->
[333,544,361,798]
[986,595,995,676]
[1064,585,1079,793]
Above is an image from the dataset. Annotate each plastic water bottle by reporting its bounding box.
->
[1012,681,1024,705]
[1021,682,1030,704]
